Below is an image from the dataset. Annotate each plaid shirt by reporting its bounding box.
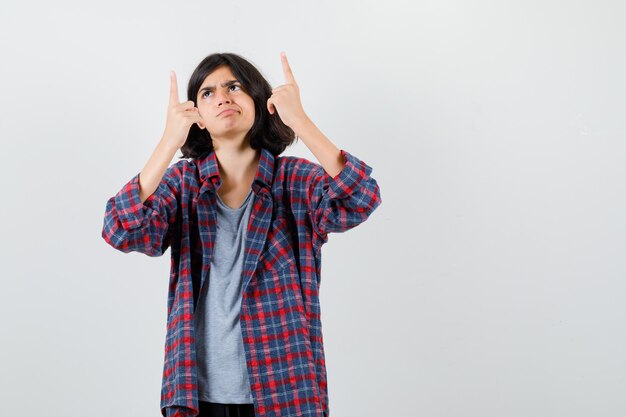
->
[101,147,382,417]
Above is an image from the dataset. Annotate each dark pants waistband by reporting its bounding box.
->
[198,400,255,417]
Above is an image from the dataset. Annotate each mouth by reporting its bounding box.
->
[218,109,237,117]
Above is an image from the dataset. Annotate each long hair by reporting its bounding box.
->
[180,52,297,160]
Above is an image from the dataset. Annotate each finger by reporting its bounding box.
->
[169,70,180,106]
[185,113,205,128]
[179,101,195,110]
[267,98,274,114]
[280,51,296,85]
[193,115,205,129]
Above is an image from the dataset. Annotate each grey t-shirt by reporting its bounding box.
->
[194,187,255,404]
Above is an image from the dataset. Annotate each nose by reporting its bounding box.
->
[215,90,232,106]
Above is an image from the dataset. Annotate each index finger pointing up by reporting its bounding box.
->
[169,70,180,105]
[280,52,296,84]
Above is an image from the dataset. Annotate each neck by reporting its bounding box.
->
[214,141,260,186]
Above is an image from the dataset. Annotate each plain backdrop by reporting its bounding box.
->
[1,0,625,416]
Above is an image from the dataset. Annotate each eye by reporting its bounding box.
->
[201,84,241,99]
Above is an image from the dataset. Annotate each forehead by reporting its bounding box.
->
[199,65,237,87]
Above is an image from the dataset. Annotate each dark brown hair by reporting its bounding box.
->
[180,52,297,160]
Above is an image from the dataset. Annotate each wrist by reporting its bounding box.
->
[292,114,314,138]
[158,136,181,155]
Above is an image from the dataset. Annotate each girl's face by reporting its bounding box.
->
[196,65,256,142]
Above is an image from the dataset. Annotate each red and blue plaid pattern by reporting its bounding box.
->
[102,147,382,417]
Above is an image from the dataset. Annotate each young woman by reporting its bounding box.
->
[102,52,382,417]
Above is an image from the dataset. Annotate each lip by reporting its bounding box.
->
[218,109,237,117]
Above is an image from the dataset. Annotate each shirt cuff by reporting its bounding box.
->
[325,149,374,200]
[113,172,148,230]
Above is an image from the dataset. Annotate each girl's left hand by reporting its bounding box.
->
[267,52,308,129]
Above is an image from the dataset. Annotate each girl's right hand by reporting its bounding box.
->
[161,70,205,150]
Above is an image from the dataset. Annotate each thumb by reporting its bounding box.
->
[195,115,206,129]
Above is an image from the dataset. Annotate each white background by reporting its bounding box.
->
[1,0,625,416]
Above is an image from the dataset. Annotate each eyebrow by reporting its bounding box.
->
[199,79,240,93]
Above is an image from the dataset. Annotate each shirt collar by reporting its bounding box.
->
[197,146,275,192]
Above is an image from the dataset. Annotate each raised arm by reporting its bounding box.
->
[101,70,205,256]
[266,52,382,244]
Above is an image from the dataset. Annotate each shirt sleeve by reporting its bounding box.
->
[101,162,182,257]
[303,149,382,245]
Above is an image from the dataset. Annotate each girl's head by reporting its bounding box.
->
[181,52,296,160]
